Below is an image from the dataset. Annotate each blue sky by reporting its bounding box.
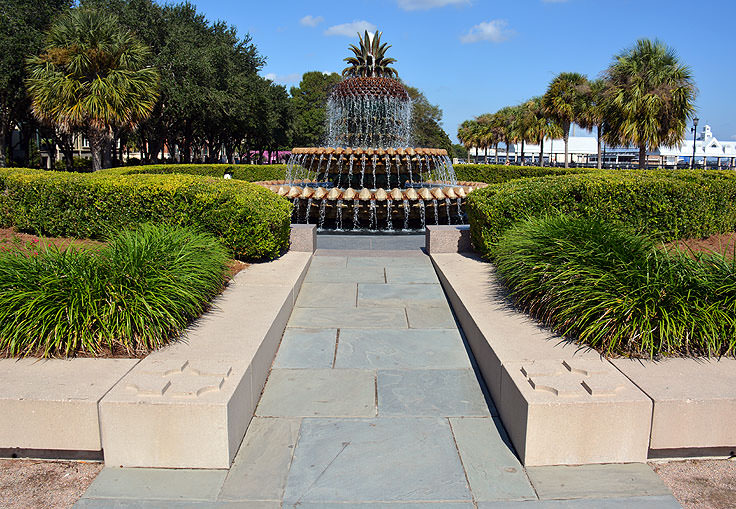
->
[191,0,736,144]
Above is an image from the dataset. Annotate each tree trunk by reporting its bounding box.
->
[539,137,544,167]
[520,140,525,166]
[494,143,499,164]
[88,128,106,172]
[484,146,488,164]
[639,144,647,170]
[0,122,7,168]
[563,130,569,169]
[597,124,603,170]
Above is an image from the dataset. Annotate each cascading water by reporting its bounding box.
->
[271,30,482,231]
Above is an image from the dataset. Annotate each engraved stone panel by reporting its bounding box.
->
[124,360,233,400]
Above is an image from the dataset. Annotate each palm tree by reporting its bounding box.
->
[342,30,398,78]
[542,72,589,168]
[26,8,159,171]
[602,39,696,169]
[457,119,479,163]
[497,106,517,164]
[524,97,562,166]
[578,79,608,169]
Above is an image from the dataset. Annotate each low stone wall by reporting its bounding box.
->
[430,252,736,465]
[0,233,314,468]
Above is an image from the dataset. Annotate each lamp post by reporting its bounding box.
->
[691,117,699,169]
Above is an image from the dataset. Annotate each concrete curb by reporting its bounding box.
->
[0,358,139,455]
[99,251,312,469]
[0,250,312,468]
[431,252,736,465]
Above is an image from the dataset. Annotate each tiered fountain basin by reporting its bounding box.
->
[254,175,487,231]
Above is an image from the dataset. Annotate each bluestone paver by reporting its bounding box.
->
[273,328,337,368]
[288,307,408,328]
[81,468,227,501]
[450,417,536,501]
[295,283,357,308]
[282,417,472,505]
[255,369,376,417]
[406,304,457,329]
[304,266,385,283]
[378,369,491,416]
[335,329,471,369]
[385,265,440,284]
[218,417,301,501]
[294,503,474,508]
[307,256,348,269]
[526,463,673,500]
[76,500,279,508]
[476,496,682,508]
[346,255,432,269]
[358,282,447,307]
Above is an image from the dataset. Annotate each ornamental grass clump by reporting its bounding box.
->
[494,215,736,358]
[0,224,229,358]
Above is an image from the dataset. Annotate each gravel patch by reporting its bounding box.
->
[0,459,102,509]
[651,459,736,509]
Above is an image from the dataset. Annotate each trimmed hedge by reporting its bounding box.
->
[100,164,287,182]
[0,168,291,261]
[453,164,594,184]
[466,170,736,259]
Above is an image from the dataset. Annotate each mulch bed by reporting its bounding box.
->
[664,232,736,259]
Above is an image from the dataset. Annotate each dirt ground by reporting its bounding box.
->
[0,228,104,254]
[666,231,736,259]
[651,459,736,509]
[0,459,102,509]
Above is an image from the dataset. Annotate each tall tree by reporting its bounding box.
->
[0,0,71,167]
[578,79,609,169]
[497,106,517,164]
[542,72,589,168]
[290,71,341,147]
[524,97,563,166]
[603,39,696,169]
[405,85,452,153]
[457,119,479,163]
[26,8,159,171]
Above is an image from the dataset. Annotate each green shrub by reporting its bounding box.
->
[101,163,287,182]
[453,164,594,184]
[0,224,230,357]
[494,215,736,358]
[0,168,291,260]
[55,156,93,173]
[466,170,736,258]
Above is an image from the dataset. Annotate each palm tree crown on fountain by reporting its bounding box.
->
[342,31,398,79]
[265,30,485,231]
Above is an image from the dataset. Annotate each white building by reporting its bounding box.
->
[466,125,736,169]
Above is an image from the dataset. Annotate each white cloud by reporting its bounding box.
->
[397,0,470,10]
[300,15,324,27]
[460,19,514,44]
[324,20,377,37]
[264,72,301,84]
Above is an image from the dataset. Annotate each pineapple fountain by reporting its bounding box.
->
[255,31,486,231]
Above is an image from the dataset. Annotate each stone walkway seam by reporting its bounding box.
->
[75,246,682,508]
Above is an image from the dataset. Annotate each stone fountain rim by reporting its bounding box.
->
[290,147,448,157]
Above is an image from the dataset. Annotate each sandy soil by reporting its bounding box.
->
[0,228,104,254]
[665,231,736,259]
[652,459,736,509]
[0,459,102,509]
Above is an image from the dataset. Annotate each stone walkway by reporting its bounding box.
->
[76,248,681,508]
